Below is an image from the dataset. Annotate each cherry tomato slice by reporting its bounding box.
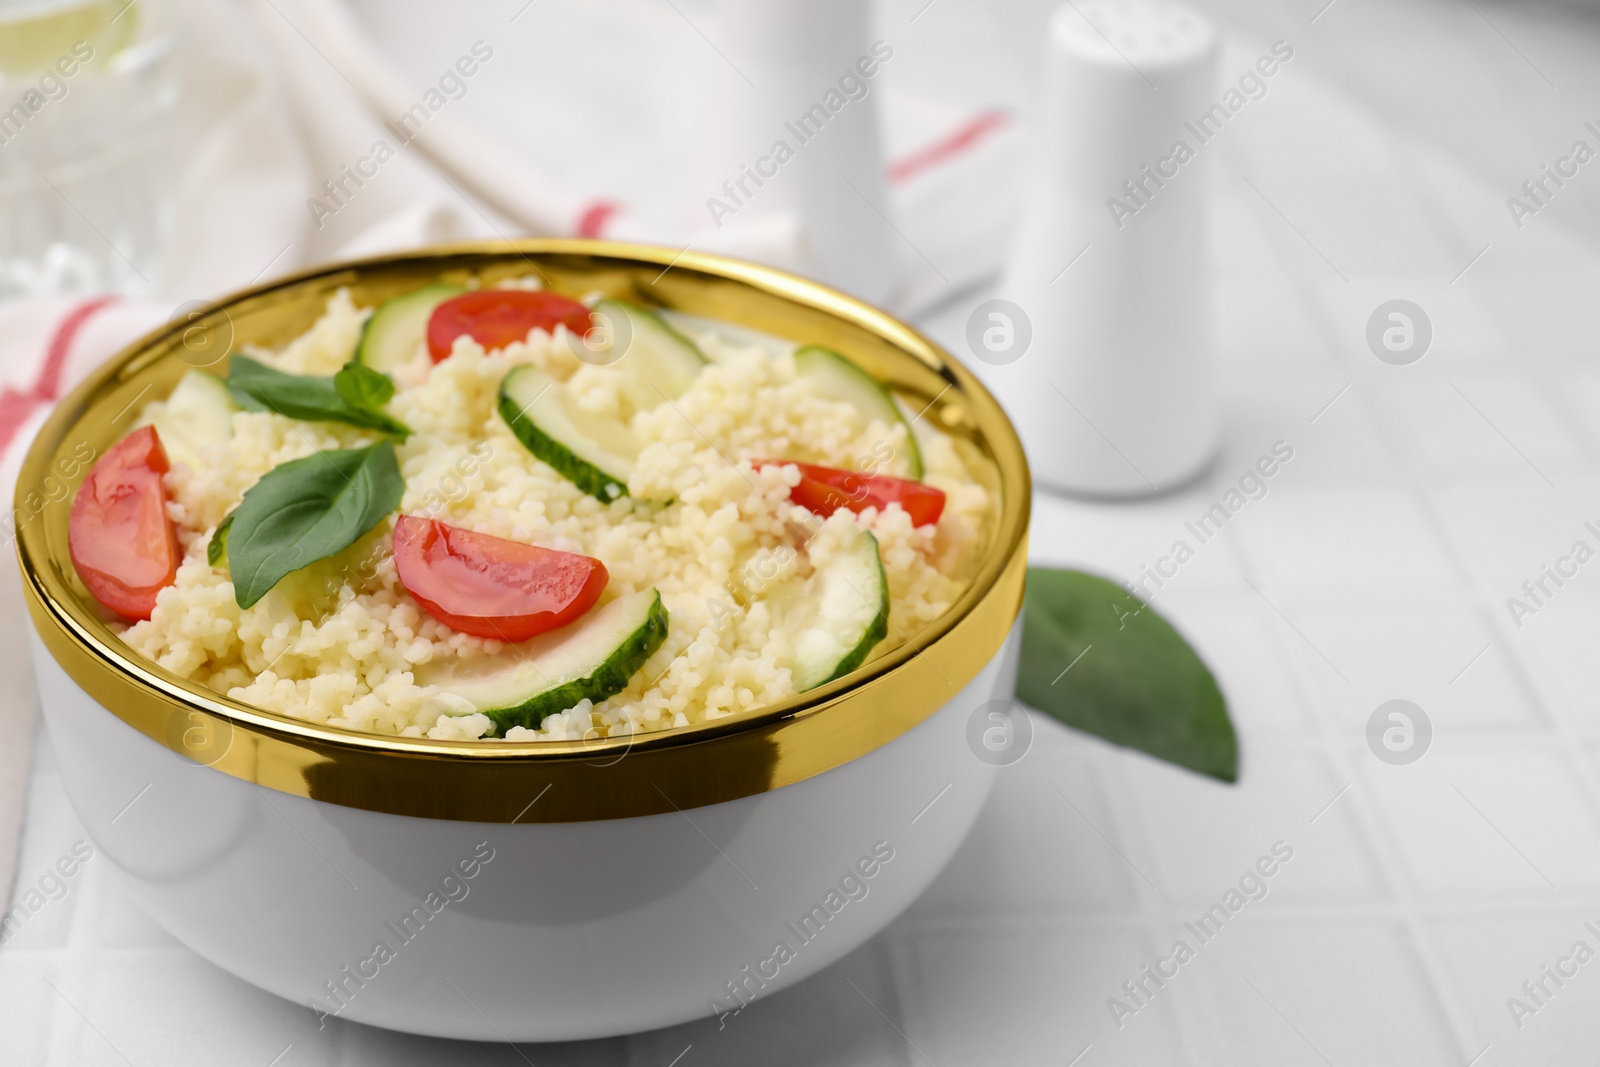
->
[68,425,182,620]
[393,516,608,641]
[756,459,946,526]
[426,290,593,362]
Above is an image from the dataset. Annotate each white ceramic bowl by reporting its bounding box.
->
[17,242,1030,1041]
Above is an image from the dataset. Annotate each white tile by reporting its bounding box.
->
[0,953,60,1067]
[1029,486,1245,594]
[1,857,86,953]
[1031,426,1342,596]
[53,949,339,1067]
[1319,277,1519,369]
[1276,604,1547,733]
[907,735,1137,918]
[338,1026,624,1067]
[624,939,906,1067]
[1213,270,1327,371]
[1151,593,1315,738]
[1228,373,1397,485]
[1231,484,1456,597]
[1189,920,1463,1067]
[3,766,90,953]
[1429,475,1600,590]
[892,923,1191,1066]
[1371,372,1585,478]
[1232,76,1404,190]
[1429,913,1600,1061]
[1224,138,1407,285]
[13,760,84,880]
[79,864,183,952]
[1212,186,1297,281]
[1121,750,1389,907]
[1479,272,1600,363]
[1518,590,1600,736]
[1362,741,1600,897]
[1298,183,1449,277]
[1557,367,1600,457]
[1214,244,1336,373]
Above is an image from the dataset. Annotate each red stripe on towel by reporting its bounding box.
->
[0,295,120,459]
[887,109,1011,184]
[575,201,623,238]
[564,112,1008,240]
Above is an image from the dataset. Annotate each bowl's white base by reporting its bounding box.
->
[31,624,1017,1041]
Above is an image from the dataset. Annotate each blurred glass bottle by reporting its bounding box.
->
[0,0,179,297]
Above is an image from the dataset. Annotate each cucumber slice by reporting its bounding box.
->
[208,515,232,567]
[498,364,638,502]
[593,299,708,410]
[776,528,889,691]
[419,588,669,733]
[356,284,464,372]
[794,345,923,479]
[145,370,236,472]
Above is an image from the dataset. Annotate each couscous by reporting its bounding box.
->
[66,280,993,741]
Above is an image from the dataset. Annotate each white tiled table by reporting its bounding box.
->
[7,4,1600,1064]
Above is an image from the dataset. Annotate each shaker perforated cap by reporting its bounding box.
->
[1050,0,1215,71]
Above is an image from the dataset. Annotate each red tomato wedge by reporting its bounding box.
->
[426,290,593,362]
[68,425,182,620]
[393,516,608,641]
[756,459,946,526]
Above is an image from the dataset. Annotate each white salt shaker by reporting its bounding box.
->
[985,0,1220,496]
[714,0,897,304]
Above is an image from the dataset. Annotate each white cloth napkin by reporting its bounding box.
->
[0,0,1022,907]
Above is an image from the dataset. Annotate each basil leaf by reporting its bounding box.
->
[335,361,395,410]
[1018,567,1237,782]
[226,442,404,608]
[207,514,232,567]
[227,355,411,438]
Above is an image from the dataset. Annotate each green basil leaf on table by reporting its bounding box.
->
[225,442,405,609]
[1018,566,1238,782]
[227,355,411,438]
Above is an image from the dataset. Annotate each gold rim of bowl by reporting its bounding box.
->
[15,240,1031,823]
